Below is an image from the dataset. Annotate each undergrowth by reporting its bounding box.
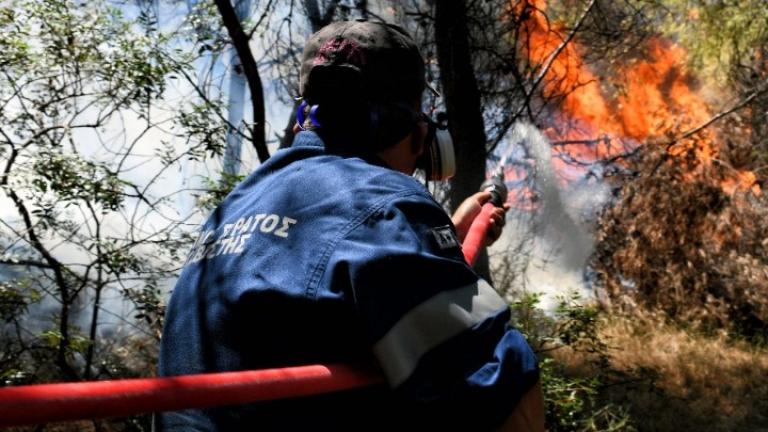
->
[512,291,768,431]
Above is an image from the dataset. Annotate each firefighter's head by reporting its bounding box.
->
[297,20,454,180]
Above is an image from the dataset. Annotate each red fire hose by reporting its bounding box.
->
[0,175,507,428]
[463,169,508,266]
[462,202,499,266]
[0,364,383,427]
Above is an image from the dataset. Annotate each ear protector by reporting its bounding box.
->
[418,112,456,181]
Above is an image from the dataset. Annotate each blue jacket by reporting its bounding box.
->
[157,131,539,431]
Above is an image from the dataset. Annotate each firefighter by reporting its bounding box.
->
[157,20,543,431]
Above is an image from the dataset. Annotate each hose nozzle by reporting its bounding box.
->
[480,167,507,207]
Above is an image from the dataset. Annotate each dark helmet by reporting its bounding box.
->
[299,20,426,105]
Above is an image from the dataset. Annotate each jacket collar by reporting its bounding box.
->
[291,131,391,170]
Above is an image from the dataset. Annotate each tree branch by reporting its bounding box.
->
[673,82,768,144]
[646,82,768,177]
[0,259,52,269]
[525,0,596,111]
[246,0,278,39]
[213,0,270,163]
[1,147,78,379]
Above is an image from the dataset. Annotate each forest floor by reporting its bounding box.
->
[557,313,768,432]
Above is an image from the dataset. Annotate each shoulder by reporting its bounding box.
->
[339,157,431,200]
[336,177,464,274]
[300,155,441,229]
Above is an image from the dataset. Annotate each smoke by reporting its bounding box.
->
[490,123,609,312]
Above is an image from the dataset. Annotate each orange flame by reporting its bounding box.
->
[516,0,759,195]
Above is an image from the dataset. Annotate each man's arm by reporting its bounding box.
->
[328,191,541,430]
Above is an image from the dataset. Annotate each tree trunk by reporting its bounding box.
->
[214,0,270,163]
[434,0,491,278]
[221,0,251,175]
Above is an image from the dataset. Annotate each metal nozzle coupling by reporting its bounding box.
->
[480,168,507,207]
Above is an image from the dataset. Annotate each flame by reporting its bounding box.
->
[512,0,760,195]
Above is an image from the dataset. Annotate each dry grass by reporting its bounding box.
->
[555,313,768,432]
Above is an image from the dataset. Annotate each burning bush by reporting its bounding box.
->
[593,138,768,338]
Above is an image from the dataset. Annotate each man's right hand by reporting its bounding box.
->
[451,191,509,245]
